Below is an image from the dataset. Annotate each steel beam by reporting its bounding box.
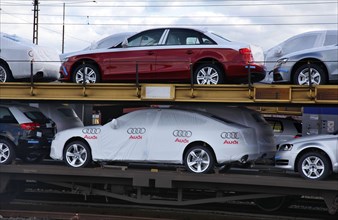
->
[1,83,337,104]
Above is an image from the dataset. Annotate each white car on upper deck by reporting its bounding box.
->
[0,32,60,82]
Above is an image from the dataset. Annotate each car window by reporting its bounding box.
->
[268,120,283,133]
[24,110,48,121]
[165,29,216,46]
[0,107,17,123]
[57,108,78,118]
[293,122,302,133]
[283,35,317,54]
[324,33,338,46]
[128,29,164,47]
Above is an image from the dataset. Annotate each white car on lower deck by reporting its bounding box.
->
[50,108,263,173]
[275,131,338,180]
[0,32,60,82]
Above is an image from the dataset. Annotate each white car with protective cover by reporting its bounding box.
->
[50,108,262,173]
[0,32,60,82]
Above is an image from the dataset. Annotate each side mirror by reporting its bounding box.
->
[110,119,118,129]
[122,38,128,48]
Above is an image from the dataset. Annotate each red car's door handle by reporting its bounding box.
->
[186,50,193,55]
[147,51,155,55]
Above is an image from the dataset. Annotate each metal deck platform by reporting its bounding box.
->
[1,164,337,214]
[1,83,338,104]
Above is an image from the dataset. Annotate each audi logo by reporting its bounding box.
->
[173,130,192,137]
[220,132,239,139]
[127,128,146,134]
[82,128,101,134]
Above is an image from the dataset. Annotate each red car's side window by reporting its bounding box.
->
[128,29,164,47]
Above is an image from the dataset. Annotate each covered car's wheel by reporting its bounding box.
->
[64,141,91,168]
[293,64,327,85]
[193,63,224,85]
[297,152,331,180]
[0,139,15,164]
[72,63,100,83]
[184,146,214,173]
[0,62,14,82]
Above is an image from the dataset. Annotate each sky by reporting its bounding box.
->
[1,0,337,54]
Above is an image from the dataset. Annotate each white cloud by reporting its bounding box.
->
[1,0,337,52]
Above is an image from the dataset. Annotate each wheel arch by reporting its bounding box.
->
[0,58,14,79]
[291,58,329,84]
[183,141,217,164]
[0,136,17,152]
[193,58,226,77]
[294,147,332,172]
[70,59,101,77]
[0,58,11,70]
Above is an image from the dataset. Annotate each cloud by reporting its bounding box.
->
[1,0,337,52]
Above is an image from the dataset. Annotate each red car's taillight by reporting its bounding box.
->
[239,48,254,62]
[20,122,40,131]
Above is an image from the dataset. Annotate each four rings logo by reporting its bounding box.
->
[173,130,192,144]
[220,132,239,139]
[127,128,146,140]
[172,130,192,137]
[82,128,101,134]
[127,128,146,134]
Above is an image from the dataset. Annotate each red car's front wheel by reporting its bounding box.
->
[73,63,101,84]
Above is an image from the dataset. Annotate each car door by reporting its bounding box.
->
[99,110,157,161]
[155,28,215,81]
[102,29,165,81]
[147,110,197,162]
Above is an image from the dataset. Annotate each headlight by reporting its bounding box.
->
[278,144,293,151]
[274,58,288,68]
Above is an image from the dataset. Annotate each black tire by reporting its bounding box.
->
[193,63,224,85]
[0,62,14,82]
[297,151,331,180]
[0,139,16,164]
[63,141,92,168]
[293,64,327,85]
[184,146,215,173]
[72,63,100,84]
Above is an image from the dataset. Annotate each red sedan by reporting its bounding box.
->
[59,28,266,84]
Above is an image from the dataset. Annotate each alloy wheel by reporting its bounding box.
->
[301,155,325,179]
[0,142,10,163]
[75,67,97,83]
[0,66,7,82]
[186,148,211,173]
[297,68,321,85]
[196,66,220,85]
[65,143,88,167]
